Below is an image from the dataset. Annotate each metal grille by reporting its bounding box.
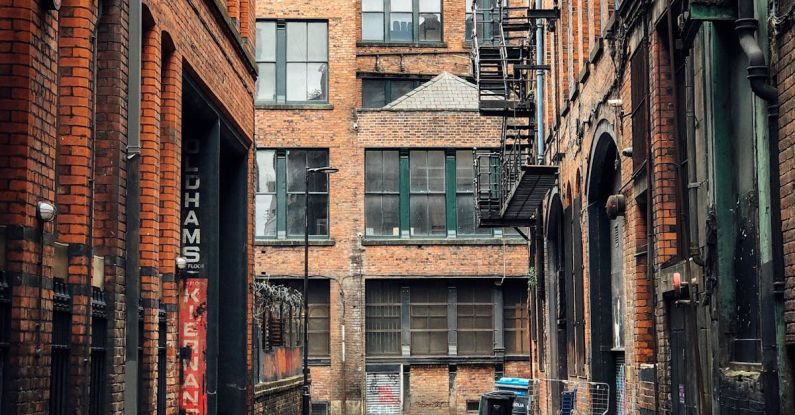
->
[528,378,610,415]
[50,279,71,415]
[89,288,107,415]
[311,401,329,415]
[0,270,10,412]
[365,366,402,415]
[156,308,166,415]
[137,306,143,415]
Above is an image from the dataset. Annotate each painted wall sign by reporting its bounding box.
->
[180,278,208,414]
[182,138,204,270]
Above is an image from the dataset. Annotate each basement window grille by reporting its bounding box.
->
[50,278,71,415]
[466,400,480,412]
[311,401,330,415]
[89,288,107,415]
[157,307,167,415]
[0,267,9,413]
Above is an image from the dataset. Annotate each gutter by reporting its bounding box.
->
[124,0,142,412]
[535,0,545,164]
[735,1,782,413]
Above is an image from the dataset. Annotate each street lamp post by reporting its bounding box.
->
[303,166,337,415]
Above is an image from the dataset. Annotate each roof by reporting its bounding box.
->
[383,72,479,110]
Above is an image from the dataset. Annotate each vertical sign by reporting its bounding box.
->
[180,136,208,414]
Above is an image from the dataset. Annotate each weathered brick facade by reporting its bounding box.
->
[0,0,255,413]
[253,1,532,414]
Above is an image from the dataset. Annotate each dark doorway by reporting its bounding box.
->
[545,193,566,413]
[668,295,698,415]
[181,76,249,415]
[586,132,624,414]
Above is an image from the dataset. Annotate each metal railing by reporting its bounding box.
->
[89,288,107,415]
[527,378,610,415]
[50,279,72,415]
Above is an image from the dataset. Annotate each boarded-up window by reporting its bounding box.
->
[366,281,402,356]
[410,281,448,356]
[457,282,494,355]
[630,42,649,172]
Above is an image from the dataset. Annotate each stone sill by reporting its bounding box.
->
[255,239,336,247]
[357,41,448,48]
[256,103,334,111]
[254,375,303,398]
[361,238,526,246]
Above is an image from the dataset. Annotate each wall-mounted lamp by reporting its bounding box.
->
[607,99,623,107]
[176,256,188,270]
[606,194,626,219]
[37,201,56,222]
[621,147,633,158]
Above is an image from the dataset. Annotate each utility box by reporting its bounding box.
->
[479,391,516,415]
[495,377,530,414]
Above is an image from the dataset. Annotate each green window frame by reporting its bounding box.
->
[255,20,329,104]
[361,78,428,108]
[255,149,331,240]
[465,0,505,42]
[361,0,443,43]
[364,149,518,239]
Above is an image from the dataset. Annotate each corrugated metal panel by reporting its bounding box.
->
[366,369,402,415]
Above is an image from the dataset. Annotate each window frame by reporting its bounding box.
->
[255,148,331,240]
[256,19,329,105]
[465,0,505,43]
[503,281,529,355]
[364,148,519,240]
[361,77,429,108]
[361,0,445,44]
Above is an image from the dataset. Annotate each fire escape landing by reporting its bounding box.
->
[472,1,559,227]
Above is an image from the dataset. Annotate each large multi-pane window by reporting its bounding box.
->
[258,279,331,358]
[362,0,442,43]
[465,0,504,42]
[256,20,328,104]
[361,78,427,108]
[365,149,514,238]
[365,280,525,358]
[256,149,330,239]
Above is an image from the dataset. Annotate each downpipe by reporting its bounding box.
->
[735,1,782,413]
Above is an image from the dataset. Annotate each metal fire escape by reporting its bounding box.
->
[471,0,559,227]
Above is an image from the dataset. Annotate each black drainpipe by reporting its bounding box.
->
[124,0,142,413]
[735,2,782,414]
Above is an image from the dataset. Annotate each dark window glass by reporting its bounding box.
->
[409,150,446,236]
[366,281,402,356]
[256,150,278,238]
[361,78,426,108]
[457,282,494,355]
[362,0,443,43]
[465,0,505,41]
[504,282,529,355]
[410,281,448,355]
[365,151,401,237]
[256,21,328,104]
[456,150,491,235]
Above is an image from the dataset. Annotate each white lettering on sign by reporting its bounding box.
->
[182,138,203,269]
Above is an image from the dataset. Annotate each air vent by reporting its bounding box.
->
[466,400,480,412]
[311,401,329,415]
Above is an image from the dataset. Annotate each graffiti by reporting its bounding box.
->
[366,372,402,414]
[180,278,208,414]
[262,346,302,382]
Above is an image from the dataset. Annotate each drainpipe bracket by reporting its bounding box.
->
[735,17,758,31]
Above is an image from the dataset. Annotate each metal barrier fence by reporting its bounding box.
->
[527,378,610,415]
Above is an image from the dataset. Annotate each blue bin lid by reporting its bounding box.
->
[495,377,530,387]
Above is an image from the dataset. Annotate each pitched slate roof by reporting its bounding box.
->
[384,72,478,110]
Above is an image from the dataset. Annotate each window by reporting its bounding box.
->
[365,149,517,239]
[361,78,426,108]
[365,281,402,356]
[255,149,330,239]
[256,20,328,104]
[261,280,331,357]
[457,282,494,355]
[362,0,442,43]
[410,281,448,355]
[504,282,529,355]
[465,0,504,42]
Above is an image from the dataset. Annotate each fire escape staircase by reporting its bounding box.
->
[472,1,559,227]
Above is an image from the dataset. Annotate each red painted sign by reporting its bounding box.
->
[180,278,208,414]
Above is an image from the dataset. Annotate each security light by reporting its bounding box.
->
[36,202,56,222]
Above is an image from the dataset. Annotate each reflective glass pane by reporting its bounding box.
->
[286,194,305,236]
[286,63,307,101]
[362,80,387,108]
[391,0,412,11]
[286,150,307,192]
[307,22,328,61]
[365,151,383,191]
[410,151,428,191]
[308,194,329,236]
[255,21,276,60]
[256,150,276,192]
[389,80,418,103]
[307,150,329,192]
[390,13,413,42]
[362,13,385,41]
[465,15,473,40]
[419,13,441,41]
[457,194,476,235]
[256,63,275,102]
[382,151,400,192]
[286,22,307,61]
[456,150,474,191]
[307,63,328,101]
[410,195,429,236]
[255,194,277,237]
[365,195,400,236]
[363,0,384,11]
[427,151,445,192]
[419,0,441,12]
[428,194,446,235]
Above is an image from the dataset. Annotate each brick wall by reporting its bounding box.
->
[0,0,255,413]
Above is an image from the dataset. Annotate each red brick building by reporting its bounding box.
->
[0,0,255,413]
[252,1,533,414]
